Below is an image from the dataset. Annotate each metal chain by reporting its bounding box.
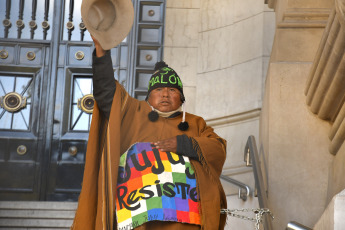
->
[220,208,274,230]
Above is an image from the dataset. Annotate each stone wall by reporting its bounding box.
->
[197,1,275,194]
[262,62,333,228]
[164,0,275,191]
[163,0,345,228]
[164,0,275,229]
[164,0,199,114]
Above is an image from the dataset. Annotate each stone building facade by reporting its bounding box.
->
[2,0,344,229]
[165,0,345,229]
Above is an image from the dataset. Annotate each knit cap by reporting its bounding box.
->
[145,61,185,102]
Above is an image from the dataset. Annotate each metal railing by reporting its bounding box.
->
[245,135,273,230]
[243,136,312,230]
[286,221,313,230]
[219,175,252,201]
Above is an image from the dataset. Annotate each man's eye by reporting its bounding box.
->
[169,88,176,92]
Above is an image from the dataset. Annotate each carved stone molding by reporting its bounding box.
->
[206,109,261,128]
[305,0,345,155]
[278,10,331,28]
[265,0,277,9]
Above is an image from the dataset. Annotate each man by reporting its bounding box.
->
[71,38,227,230]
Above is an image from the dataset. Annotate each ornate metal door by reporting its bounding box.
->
[0,0,165,201]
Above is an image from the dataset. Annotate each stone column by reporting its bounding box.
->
[304,0,345,205]
[260,0,334,228]
[306,0,345,155]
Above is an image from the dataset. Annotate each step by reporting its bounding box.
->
[0,219,73,228]
[0,202,77,210]
[0,201,77,229]
[0,210,75,219]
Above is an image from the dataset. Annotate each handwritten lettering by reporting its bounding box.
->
[120,213,185,229]
[148,67,183,89]
[117,144,199,219]
[151,148,164,174]
[131,150,152,171]
[117,186,140,211]
[169,75,177,84]
[117,182,197,211]
[119,150,194,184]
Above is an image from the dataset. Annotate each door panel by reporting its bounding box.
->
[47,68,93,200]
[0,67,44,200]
[0,0,166,201]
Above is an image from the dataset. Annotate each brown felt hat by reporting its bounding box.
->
[81,0,134,50]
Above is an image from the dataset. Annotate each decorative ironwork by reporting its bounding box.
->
[66,21,74,30]
[67,0,75,41]
[16,19,24,28]
[4,0,12,38]
[30,0,38,39]
[42,20,50,29]
[43,0,50,39]
[26,51,36,61]
[79,20,86,41]
[0,75,33,131]
[68,146,78,156]
[79,21,86,30]
[71,77,93,131]
[17,0,25,39]
[77,94,94,114]
[17,145,27,155]
[29,20,37,29]
[0,0,55,40]
[2,19,11,28]
[145,54,152,61]
[0,50,9,59]
[0,92,27,113]
[63,0,89,42]
[74,51,84,60]
[148,9,155,17]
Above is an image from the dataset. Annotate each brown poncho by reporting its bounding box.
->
[71,82,227,230]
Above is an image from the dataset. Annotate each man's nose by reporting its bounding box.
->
[162,87,169,96]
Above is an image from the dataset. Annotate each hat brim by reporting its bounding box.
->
[81,0,134,50]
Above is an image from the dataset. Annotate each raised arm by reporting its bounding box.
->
[91,36,116,119]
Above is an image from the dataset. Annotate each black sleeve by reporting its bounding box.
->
[176,134,199,162]
[92,49,116,119]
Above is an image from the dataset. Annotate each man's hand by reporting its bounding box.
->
[153,137,177,153]
[91,35,106,57]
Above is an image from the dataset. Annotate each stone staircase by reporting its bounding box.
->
[0,201,77,229]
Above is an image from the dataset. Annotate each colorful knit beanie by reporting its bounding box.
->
[146,61,189,131]
[145,61,185,102]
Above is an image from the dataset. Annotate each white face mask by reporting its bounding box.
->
[147,102,189,131]
[147,101,182,118]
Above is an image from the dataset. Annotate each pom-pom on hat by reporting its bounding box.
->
[145,61,185,102]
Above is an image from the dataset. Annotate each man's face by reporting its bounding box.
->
[148,87,182,112]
